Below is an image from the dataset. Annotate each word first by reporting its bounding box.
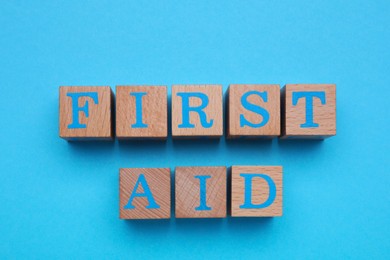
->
[59,84,336,140]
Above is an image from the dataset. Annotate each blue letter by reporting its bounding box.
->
[67,92,99,129]
[177,92,213,128]
[292,91,326,128]
[124,174,160,209]
[239,173,276,209]
[194,175,212,211]
[130,92,148,128]
[240,91,270,128]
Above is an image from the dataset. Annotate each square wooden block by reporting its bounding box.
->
[59,86,113,140]
[171,85,223,138]
[120,168,171,219]
[59,86,114,141]
[282,84,336,139]
[231,166,283,217]
[228,84,280,138]
[175,166,226,218]
[116,86,167,139]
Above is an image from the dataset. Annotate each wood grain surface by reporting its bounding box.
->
[231,166,283,217]
[228,84,280,138]
[116,86,167,139]
[172,85,223,137]
[59,86,113,140]
[175,166,226,218]
[120,168,171,219]
[281,84,336,139]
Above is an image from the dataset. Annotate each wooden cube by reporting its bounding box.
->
[59,86,113,140]
[120,168,171,219]
[175,166,226,218]
[228,84,280,138]
[171,85,223,138]
[282,84,336,139]
[116,86,167,139]
[231,166,282,217]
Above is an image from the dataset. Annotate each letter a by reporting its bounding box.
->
[124,174,160,209]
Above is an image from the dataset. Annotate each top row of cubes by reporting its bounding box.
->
[59,84,336,140]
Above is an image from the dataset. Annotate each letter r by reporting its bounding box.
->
[177,92,214,128]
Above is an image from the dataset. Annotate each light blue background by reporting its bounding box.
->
[1,1,389,259]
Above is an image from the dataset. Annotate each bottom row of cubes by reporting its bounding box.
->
[119,166,283,219]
